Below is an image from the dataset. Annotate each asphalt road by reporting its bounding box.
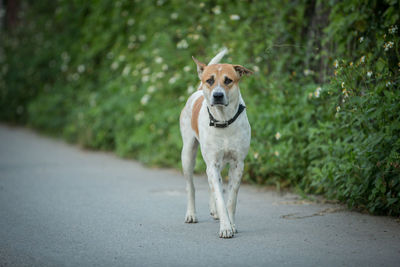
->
[0,125,399,267]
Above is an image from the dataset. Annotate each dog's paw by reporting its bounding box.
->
[210,211,219,220]
[219,226,234,238]
[184,213,198,223]
[231,224,238,233]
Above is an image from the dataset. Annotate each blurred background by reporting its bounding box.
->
[0,0,399,215]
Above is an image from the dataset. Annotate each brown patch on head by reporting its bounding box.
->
[201,64,240,90]
[191,95,204,137]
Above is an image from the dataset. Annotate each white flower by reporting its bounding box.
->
[274,151,279,157]
[157,0,164,6]
[177,39,189,49]
[314,87,321,98]
[72,73,80,81]
[135,111,144,121]
[179,96,185,102]
[184,66,191,72]
[141,75,149,83]
[118,55,126,61]
[304,69,314,76]
[230,14,240,21]
[155,57,163,64]
[155,72,165,79]
[386,81,392,87]
[148,85,156,93]
[367,71,373,78]
[254,152,259,159]
[212,6,221,15]
[162,64,169,71]
[389,25,398,34]
[336,106,341,112]
[255,57,262,63]
[360,56,365,63]
[253,66,260,72]
[359,36,364,43]
[199,2,205,8]
[141,67,150,75]
[341,82,345,88]
[188,34,200,40]
[383,41,394,51]
[127,18,135,26]
[275,132,281,140]
[77,64,85,73]
[111,62,119,70]
[138,35,146,42]
[169,76,178,84]
[128,42,135,50]
[170,13,178,20]
[141,94,150,105]
[333,60,339,68]
[122,65,131,76]
[342,88,349,98]
[187,85,195,94]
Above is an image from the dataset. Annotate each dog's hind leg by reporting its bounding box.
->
[182,137,199,223]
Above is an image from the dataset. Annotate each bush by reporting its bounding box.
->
[0,0,399,215]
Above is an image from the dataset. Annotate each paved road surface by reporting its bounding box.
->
[0,125,399,266]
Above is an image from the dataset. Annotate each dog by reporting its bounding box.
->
[179,49,252,238]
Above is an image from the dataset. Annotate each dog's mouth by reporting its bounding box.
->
[211,97,229,107]
[211,102,229,107]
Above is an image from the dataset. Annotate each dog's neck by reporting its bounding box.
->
[207,92,242,123]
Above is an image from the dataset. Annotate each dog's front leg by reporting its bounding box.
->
[226,161,244,233]
[208,185,218,220]
[206,166,234,238]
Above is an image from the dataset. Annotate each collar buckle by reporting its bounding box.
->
[212,121,229,128]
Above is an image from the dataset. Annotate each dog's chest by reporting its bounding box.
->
[199,115,250,162]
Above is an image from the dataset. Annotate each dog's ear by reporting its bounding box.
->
[192,56,206,80]
[233,65,253,78]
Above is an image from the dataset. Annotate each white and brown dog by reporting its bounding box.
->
[179,49,252,238]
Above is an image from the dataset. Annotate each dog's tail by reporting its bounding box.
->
[208,47,228,65]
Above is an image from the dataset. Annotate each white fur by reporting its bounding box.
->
[179,50,251,238]
[208,47,228,65]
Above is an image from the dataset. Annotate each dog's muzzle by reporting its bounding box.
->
[211,90,228,106]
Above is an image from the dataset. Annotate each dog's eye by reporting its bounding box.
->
[206,77,214,86]
[224,77,233,85]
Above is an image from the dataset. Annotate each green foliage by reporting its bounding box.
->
[0,0,399,215]
[304,18,400,215]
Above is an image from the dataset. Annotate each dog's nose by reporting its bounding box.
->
[213,92,224,100]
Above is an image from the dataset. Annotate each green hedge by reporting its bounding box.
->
[1,0,399,215]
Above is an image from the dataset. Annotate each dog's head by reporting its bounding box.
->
[192,57,253,107]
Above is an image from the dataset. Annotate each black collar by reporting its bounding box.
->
[207,104,246,128]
